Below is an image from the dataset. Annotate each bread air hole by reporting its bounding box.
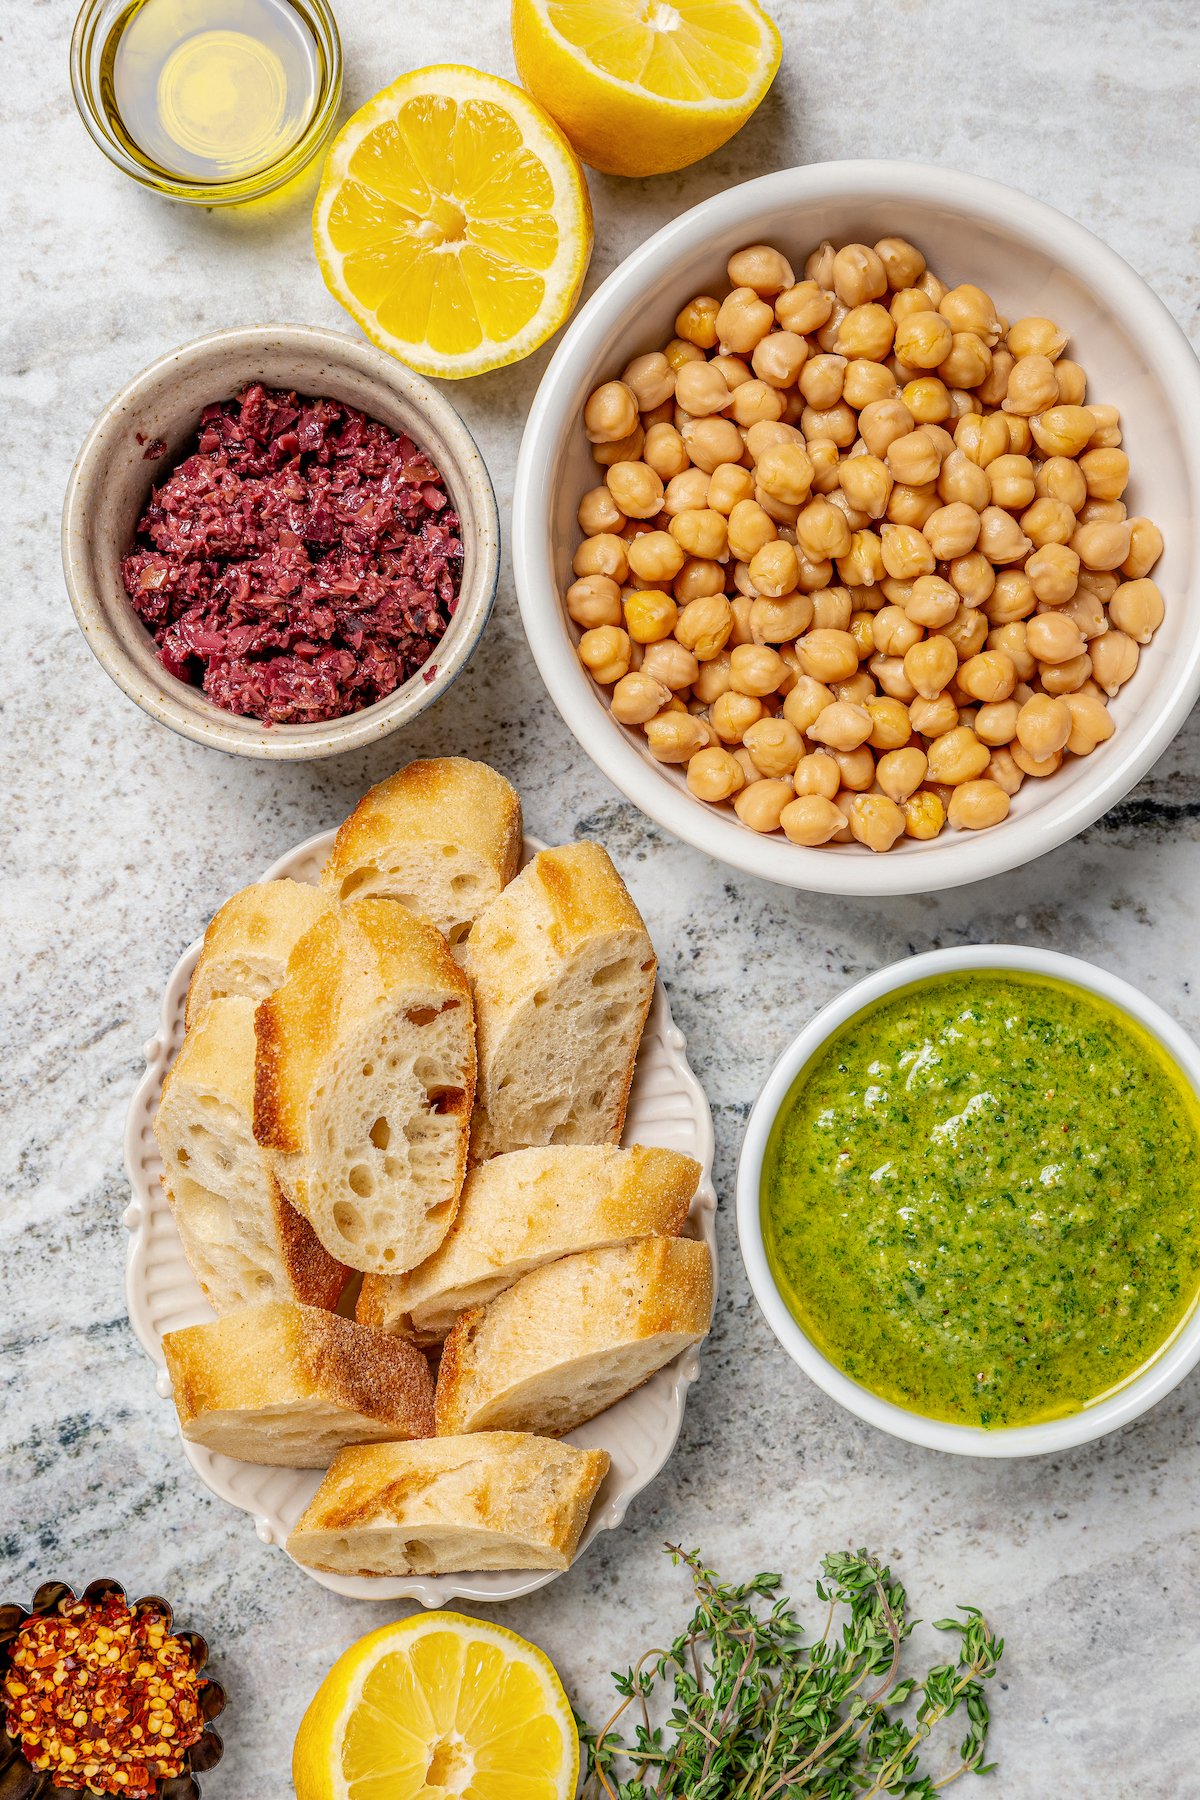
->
[333,1202,365,1243]
[401,1537,435,1572]
[592,958,637,989]
[369,1117,391,1150]
[449,921,471,945]
[450,873,477,894]
[348,1165,375,1198]
[428,1087,465,1115]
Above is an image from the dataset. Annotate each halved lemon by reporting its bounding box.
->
[292,1610,579,1800]
[313,66,593,379]
[511,0,782,178]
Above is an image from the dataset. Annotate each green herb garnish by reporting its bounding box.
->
[580,1545,1003,1798]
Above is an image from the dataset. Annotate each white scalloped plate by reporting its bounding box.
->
[125,830,717,1604]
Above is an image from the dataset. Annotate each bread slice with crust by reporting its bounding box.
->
[357,1144,700,1344]
[254,897,476,1276]
[185,880,334,1028]
[321,758,522,956]
[462,841,657,1163]
[435,1236,713,1439]
[154,996,345,1314]
[162,1301,436,1468]
[286,1432,609,1576]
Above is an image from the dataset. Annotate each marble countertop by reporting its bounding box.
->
[3,1,1199,1794]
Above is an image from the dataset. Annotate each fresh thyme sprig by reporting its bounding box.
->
[579,1546,1003,1799]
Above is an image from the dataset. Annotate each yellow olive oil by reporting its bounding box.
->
[94,0,336,192]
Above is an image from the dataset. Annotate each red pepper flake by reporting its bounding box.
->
[2,1593,206,1797]
[120,383,463,725]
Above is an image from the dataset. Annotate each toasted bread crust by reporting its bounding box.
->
[185,880,334,1028]
[164,1301,436,1436]
[286,1432,609,1576]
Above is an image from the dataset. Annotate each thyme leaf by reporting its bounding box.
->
[580,1546,1004,1799]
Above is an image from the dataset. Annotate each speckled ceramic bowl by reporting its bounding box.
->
[62,326,500,760]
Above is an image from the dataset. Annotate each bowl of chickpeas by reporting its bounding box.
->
[512,161,1200,893]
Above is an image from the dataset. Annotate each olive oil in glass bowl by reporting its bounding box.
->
[70,0,342,204]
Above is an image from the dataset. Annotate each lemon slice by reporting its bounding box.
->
[313,66,593,379]
[292,1610,579,1800]
[511,0,782,178]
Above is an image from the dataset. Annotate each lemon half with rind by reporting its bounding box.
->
[313,66,593,379]
[292,1610,579,1800]
[511,0,782,178]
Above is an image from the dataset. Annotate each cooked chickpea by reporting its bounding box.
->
[729,379,784,429]
[1035,456,1087,511]
[567,573,623,628]
[729,642,787,696]
[957,649,1017,704]
[843,359,899,410]
[1071,517,1133,572]
[893,308,953,371]
[644,710,709,762]
[584,379,639,444]
[857,695,908,751]
[686,745,745,801]
[830,243,886,306]
[976,506,1032,565]
[1002,355,1058,417]
[743,716,805,777]
[742,537,795,597]
[1011,742,1062,779]
[901,634,955,701]
[668,507,727,562]
[886,429,941,487]
[870,745,924,803]
[926,726,990,785]
[674,295,720,349]
[640,423,687,484]
[675,557,725,602]
[1006,316,1067,361]
[902,789,946,839]
[1090,629,1139,695]
[611,670,671,724]
[1063,690,1115,757]
[974,698,1020,746]
[592,423,645,468]
[901,377,953,424]
[907,692,958,739]
[947,779,1010,830]
[716,286,776,354]
[640,638,699,691]
[1019,497,1076,551]
[1026,542,1079,606]
[574,533,629,583]
[948,552,996,608]
[936,448,989,511]
[777,792,847,845]
[606,460,664,520]
[1085,403,1122,449]
[831,745,876,792]
[578,625,631,685]
[836,454,890,520]
[937,333,991,389]
[756,442,815,506]
[1024,611,1085,665]
[901,574,956,629]
[1053,359,1087,405]
[944,604,989,658]
[777,677,830,737]
[793,497,850,563]
[803,700,869,752]
[578,485,625,536]
[673,593,732,662]
[1014,693,1071,760]
[693,652,734,704]
[710,352,753,390]
[623,588,679,643]
[626,532,683,589]
[855,398,912,460]
[1079,446,1129,502]
[1038,651,1093,697]
[841,792,903,852]
[955,411,1009,469]
[1060,588,1107,642]
[800,402,858,448]
[1029,405,1094,458]
[987,454,1036,512]
[975,349,1015,409]
[872,604,922,657]
[665,338,705,370]
[773,278,831,335]
[722,241,792,294]
[702,463,750,515]
[988,620,1036,681]
[1122,517,1164,579]
[1004,414,1034,455]
[880,523,935,581]
[1108,578,1164,644]
[924,502,981,562]
[794,628,858,684]
[674,359,731,419]
[681,416,744,473]
[874,234,924,286]
[1080,499,1129,527]
[734,778,794,832]
[834,303,895,361]
[751,330,808,388]
[710,689,764,742]
[797,353,846,410]
[724,499,775,562]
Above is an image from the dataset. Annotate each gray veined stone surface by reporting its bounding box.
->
[2,1,1199,1794]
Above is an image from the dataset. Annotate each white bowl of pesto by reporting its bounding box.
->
[736,946,1200,1457]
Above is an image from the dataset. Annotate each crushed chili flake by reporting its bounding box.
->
[121,382,463,726]
[2,1592,205,1797]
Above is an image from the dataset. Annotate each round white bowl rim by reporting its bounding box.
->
[62,322,500,761]
[735,944,1200,1456]
[513,159,1200,895]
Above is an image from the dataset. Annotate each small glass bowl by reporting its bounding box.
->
[0,1577,226,1798]
[69,0,343,206]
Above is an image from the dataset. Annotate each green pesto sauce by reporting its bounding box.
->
[762,973,1200,1428]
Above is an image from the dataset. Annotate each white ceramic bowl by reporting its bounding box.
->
[736,945,1200,1456]
[63,326,500,759]
[513,161,1200,895]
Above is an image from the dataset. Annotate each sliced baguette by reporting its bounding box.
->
[435,1236,713,1438]
[162,1301,435,1468]
[357,1144,700,1344]
[286,1432,609,1576]
[462,841,657,1163]
[254,897,476,1275]
[321,758,522,956]
[154,996,345,1314]
[185,880,334,1028]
